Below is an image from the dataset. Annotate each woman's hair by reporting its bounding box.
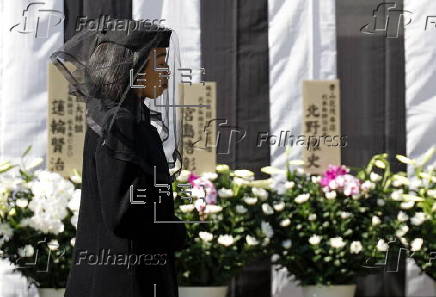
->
[86,42,138,101]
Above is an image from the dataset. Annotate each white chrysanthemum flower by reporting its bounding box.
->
[70,238,76,246]
[340,212,352,219]
[71,213,79,228]
[201,172,218,181]
[179,204,195,213]
[377,199,385,206]
[252,188,268,201]
[285,181,295,190]
[199,231,213,242]
[411,212,427,226]
[216,164,230,173]
[397,211,409,222]
[308,214,317,221]
[68,189,81,212]
[372,216,381,226]
[22,170,74,234]
[370,172,382,182]
[410,238,423,252]
[176,170,191,182]
[295,194,310,204]
[18,244,35,257]
[48,239,59,251]
[261,203,274,215]
[261,221,274,238]
[329,237,346,249]
[234,170,255,180]
[350,241,363,254]
[311,176,321,183]
[204,205,223,214]
[400,201,415,209]
[218,188,234,198]
[233,177,250,186]
[391,189,404,201]
[280,219,291,227]
[281,239,292,249]
[246,235,259,245]
[273,201,285,212]
[376,239,389,252]
[217,234,235,246]
[15,198,29,208]
[396,225,409,238]
[361,181,375,192]
[243,196,258,205]
[309,235,321,245]
[325,191,336,200]
[235,205,248,214]
[398,238,407,247]
[70,174,82,184]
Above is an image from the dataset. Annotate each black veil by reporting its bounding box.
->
[50,20,184,180]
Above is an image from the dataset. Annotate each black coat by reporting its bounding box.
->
[64,114,187,297]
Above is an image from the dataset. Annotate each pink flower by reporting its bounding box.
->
[320,165,360,196]
[320,165,349,187]
[189,175,218,205]
[188,173,200,185]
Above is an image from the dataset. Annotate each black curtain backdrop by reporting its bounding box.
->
[336,1,407,296]
[62,1,409,297]
[201,1,271,297]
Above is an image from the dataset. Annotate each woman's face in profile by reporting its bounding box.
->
[135,47,169,99]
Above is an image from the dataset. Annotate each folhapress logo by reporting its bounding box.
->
[9,2,64,38]
[361,2,413,38]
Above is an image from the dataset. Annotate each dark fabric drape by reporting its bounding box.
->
[201,1,271,297]
[336,1,407,296]
[64,0,132,42]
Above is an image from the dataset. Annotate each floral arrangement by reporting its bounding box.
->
[173,164,273,286]
[2,146,434,290]
[0,147,80,288]
[389,149,435,280]
[261,155,400,286]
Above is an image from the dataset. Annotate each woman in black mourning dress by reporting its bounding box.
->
[51,20,188,297]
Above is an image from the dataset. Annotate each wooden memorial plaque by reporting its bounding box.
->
[302,80,342,175]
